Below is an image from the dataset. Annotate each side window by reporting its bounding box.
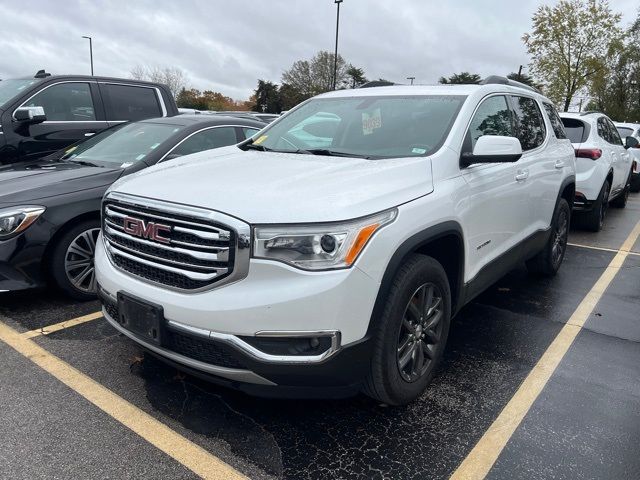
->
[511,96,546,151]
[242,127,260,139]
[597,118,610,142]
[101,84,162,121]
[542,103,567,139]
[170,127,238,157]
[466,95,513,151]
[606,119,623,146]
[22,82,95,121]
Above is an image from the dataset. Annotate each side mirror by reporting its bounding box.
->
[14,106,47,124]
[625,136,639,149]
[461,135,523,167]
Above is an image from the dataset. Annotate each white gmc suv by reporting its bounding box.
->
[95,77,576,405]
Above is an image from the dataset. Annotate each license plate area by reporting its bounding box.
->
[117,292,164,345]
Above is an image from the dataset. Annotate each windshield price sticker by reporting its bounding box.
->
[362,108,382,135]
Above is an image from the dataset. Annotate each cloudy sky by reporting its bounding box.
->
[0,0,637,100]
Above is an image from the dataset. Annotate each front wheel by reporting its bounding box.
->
[526,198,570,276]
[49,220,101,300]
[363,254,451,405]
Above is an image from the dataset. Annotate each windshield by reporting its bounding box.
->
[0,78,41,108]
[249,95,466,159]
[61,122,183,167]
[616,126,634,138]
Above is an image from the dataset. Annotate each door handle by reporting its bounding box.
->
[554,161,565,169]
[84,132,96,137]
[515,169,529,182]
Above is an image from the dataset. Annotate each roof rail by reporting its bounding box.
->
[34,69,51,79]
[479,75,541,94]
[579,110,602,116]
[359,80,395,88]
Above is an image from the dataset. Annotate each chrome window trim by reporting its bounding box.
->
[12,80,97,121]
[102,191,251,293]
[158,125,257,163]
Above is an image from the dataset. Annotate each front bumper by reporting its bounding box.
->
[95,238,380,394]
[0,228,49,292]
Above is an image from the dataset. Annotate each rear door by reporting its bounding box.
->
[604,117,631,193]
[12,81,108,161]
[598,117,626,193]
[99,83,166,125]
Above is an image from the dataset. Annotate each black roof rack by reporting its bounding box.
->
[479,75,541,94]
[359,80,395,88]
[34,69,51,79]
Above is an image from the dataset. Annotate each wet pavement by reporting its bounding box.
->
[1,195,639,480]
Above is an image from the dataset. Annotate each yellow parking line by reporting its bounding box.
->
[22,311,104,338]
[450,219,640,480]
[567,242,640,256]
[0,320,246,480]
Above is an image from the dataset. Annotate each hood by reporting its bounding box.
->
[0,161,123,204]
[110,147,434,224]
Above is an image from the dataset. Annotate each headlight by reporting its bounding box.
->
[254,209,397,270]
[0,206,46,239]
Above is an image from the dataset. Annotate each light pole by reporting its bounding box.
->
[407,76,415,85]
[332,0,343,90]
[82,36,93,75]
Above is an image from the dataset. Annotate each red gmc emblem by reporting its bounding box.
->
[123,217,171,244]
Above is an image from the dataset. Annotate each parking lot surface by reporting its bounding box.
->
[1,196,639,480]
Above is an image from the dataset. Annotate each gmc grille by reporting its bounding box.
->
[102,197,242,291]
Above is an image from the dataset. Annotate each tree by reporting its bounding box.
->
[281,50,348,100]
[176,88,242,111]
[507,72,542,90]
[522,0,623,111]
[278,83,305,111]
[438,72,481,84]
[253,80,280,113]
[345,65,367,89]
[131,65,187,99]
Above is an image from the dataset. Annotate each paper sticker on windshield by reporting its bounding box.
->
[362,108,382,135]
[135,154,145,160]
[121,162,133,168]
[150,143,160,149]
[254,135,268,145]
[412,147,427,154]
[65,146,78,154]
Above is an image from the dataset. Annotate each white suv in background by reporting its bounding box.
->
[615,122,640,192]
[560,112,635,231]
[95,77,575,405]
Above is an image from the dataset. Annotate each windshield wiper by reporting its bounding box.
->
[303,149,372,159]
[243,143,272,152]
[65,159,100,167]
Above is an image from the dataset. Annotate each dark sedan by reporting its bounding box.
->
[0,115,264,299]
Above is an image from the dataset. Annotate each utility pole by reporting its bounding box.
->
[82,36,93,75]
[332,0,343,90]
[406,76,415,85]
[517,65,523,81]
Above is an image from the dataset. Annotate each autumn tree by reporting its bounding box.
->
[438,72,481,84]
[523,0,623,111]
[131,65,187,98]
[281,50,348,99]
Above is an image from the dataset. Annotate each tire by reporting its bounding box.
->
[49,219,101,301]
[583,179,610,232]
[631,172,640,193]
[526,198,570,276]
[610,170,632,208]
[363,254,451,405]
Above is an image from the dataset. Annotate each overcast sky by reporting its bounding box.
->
[0,0,637,100]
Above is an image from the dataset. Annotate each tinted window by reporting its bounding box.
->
[561,118,587,143]
[101,84,162,121]
[60,122,180,167]
[171,127,238,157]
[542,103,567,139]
[254,95,466,159]
[22,82,95,121]
[466,95,513,151]
[617,126,634,138]
[606,119,623,146]
[511,96,546,150]
[242,127,260,139]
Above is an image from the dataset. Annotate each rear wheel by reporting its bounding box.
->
[49,220,101,301]
[363,254,451,405]
[583,180,609,232]
[526,198,570,276]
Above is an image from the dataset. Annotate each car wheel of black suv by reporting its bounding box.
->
[526,198,570,276]
[49,219,101,301]
[583,180,610,232]
[363,254,451,406]
[610,169,632,209]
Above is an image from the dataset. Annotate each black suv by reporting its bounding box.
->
[0,70,178,165]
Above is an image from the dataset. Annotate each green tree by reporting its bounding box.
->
[278,83,305,111]
[523,0,623,112]
[507,72,542,90]
[345,65,367,88]
[253,80,280,113]
[438,72,481,84]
